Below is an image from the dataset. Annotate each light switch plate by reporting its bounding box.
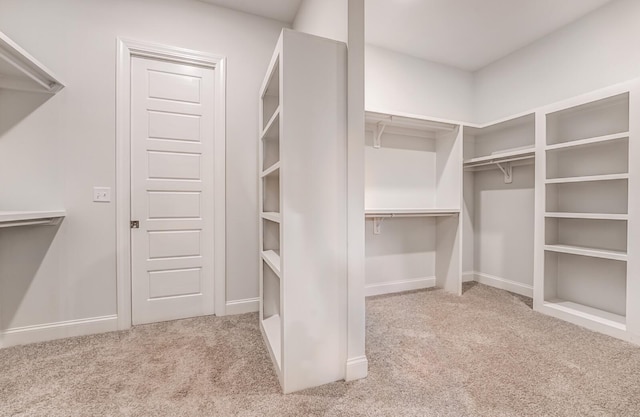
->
[93,187,111,202]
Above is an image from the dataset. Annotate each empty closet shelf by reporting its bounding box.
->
[544,299,626,330]
[261,212,281,223]
[546,132,629,151]
[261,250,281,277]
[261,315,281,369]
[545,212,628,221]
[365,208,460,218]
[463,147,535,168]
[545,173,628,184]
[544,244,627,261]
[0,210,66,228]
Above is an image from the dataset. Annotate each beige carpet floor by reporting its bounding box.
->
[1,283,640,417]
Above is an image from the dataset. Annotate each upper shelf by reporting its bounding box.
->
[0,31,64,93]
[365,111,459,142]
[0,210,66,228]
[463,147,535,169]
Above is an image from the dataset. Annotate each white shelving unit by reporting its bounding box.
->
[462,113,536,297]
[0,31,64,93]
[0,33,66,231]
[258,29,348,393]
[364,111,463,296]
[535,83,639,342]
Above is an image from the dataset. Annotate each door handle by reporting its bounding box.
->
[130,220,139,229]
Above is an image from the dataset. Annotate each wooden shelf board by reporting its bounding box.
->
[544,244,627,261]
[365,208,460,218]
[261,107,280,140]
[546,131,629,151]
[0,210,66,228]
[262,314,282,370]
[545,173,628,184]
[463,147,535,166]
[262,250,281,277]
[545,212,628,221]
[544,299,626,330]
[261,212,281,223]
[261,162,280,178]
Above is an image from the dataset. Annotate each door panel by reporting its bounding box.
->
[131,57,215,325]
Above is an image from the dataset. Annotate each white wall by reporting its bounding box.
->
[365,45,474,122]
[0,0,285,339]
[474,0,640,123]
[472,166,535,288]
[293,0,347,43]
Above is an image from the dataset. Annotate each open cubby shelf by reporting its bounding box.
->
[258,30,348,393]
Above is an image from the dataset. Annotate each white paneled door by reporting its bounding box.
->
[131,57,215,325]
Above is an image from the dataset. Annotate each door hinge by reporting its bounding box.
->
[130,220,139,229]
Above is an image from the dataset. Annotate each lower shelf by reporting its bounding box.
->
[0,210,66,228]
[544,299,626,330]
[544,244,627,261]
[262,314,281,369]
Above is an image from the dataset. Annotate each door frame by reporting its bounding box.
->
[116,38,226,330]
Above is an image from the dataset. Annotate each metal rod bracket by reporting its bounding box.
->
[496,162,513,183]
[373,121,387,149]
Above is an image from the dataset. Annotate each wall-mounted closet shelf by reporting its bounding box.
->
[261,212,281,223]
[366,111,458,146]
[544,244,627,262]
[366,209,459,235]
[365,208,460,218]
[545,173,628,184]
[546,131,629,151]
[0,210,66,228]
[544,300,626,330]
[545,212,628,221]
[0,31,64,93]
[261,250,281,277]
[463,147,535,169]
[261,162,280,178]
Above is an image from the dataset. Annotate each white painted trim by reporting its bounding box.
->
[225,298,260,315]
[462,271,475,282]
[471,272,533,298]
[1,315,117,348]
[116,38,227,331]
[347,0,368,382]
[365,276,436,297]
[345,355,369,381]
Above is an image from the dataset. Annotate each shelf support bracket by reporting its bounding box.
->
[373,217,384,235]
[496,162,513,184]
[373,121,387,149]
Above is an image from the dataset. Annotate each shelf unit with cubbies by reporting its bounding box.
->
[535,82,639,341]
[258,29,348,393]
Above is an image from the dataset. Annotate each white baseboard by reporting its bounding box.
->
[1,315,118,348]
[225,297,259,315]
[462,271,475,282]
[345,355,368,381]
[470,271,533,298]
[365,276,436,297]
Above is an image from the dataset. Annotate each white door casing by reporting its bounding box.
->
[130,57,215,325]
